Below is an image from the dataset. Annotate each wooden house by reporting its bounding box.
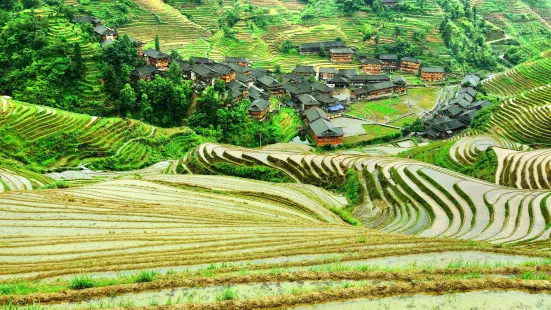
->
[349,74,390,86]
[311,83,333,95]
[192,64,221,85]
[130,38,146,57]
[143,49,170,70]
[420,67,445,82]
[361,58,384,74]
[364,81,395,100]
[318,67,337,80]
[329,48,354,63]
[130,64,159,82]
[400,57,421,74]
[379,54,399,72]
[298,41,345,54]
[298,94,320,110]
[247,99,271,121]
[94,25,118,42]
[73,15,102,27]
[210,63,236,83]
[225,56,249,67]
[327,76,349,89]
[393,75,407,94]
[256,75,285,97]
[305,107,344,146]
[292,66,316,78]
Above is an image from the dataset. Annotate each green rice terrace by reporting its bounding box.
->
[6,0,551,308]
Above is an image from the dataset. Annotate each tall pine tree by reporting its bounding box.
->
[155,33,160,51]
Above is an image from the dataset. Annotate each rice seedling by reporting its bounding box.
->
[69,274,95,290]
[134,270,158,283]
[215,288,238,301]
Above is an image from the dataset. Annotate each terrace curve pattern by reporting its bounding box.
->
[0,97,182,169]
[448,134,529,166]
[485,84,551,146]
[184,143,551,245]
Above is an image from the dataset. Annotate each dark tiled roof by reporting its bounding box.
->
[173,59,193,71]
[421,67,445,73]
[441,105,464,117]
[393,75,407,85]
[305,106,327,123]
[248,87,267,100]
[248,99,271,112]
[131,64,159,77]
[312,91,338,105]
[311,83,332,93]
[310,118,344,137]
[319,67,337,73]
[401,57,420,63]
[210,63,234,75]
[350,74,390,82]
[461,74,480,87]
[94,25,117,36]
[73,15,101,24]
[257,75,282,88]
[361,58,383,65]
[337,69,357,77]
[456,92,475,103]
[292,66,316,73]
[225,56,248,63]
[457,109,477,124]
[432,119,466,132]
[330,48,354,54]
[299,41,345,50]
[379,54,398,60]
[328,76,349,84]
[298,94,319,106]
[353,87,369,96]
[192,64,220,78]
[365,81,395,92]
[143,49,170,59]
[100,38,115,47]
[458,87,477,98]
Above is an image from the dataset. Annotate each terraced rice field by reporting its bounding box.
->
[485,84,551,145]
[448,134,530,166]
[482,58,551,97]
[494,147,551,190]
[0,96,184,169]
[183,142,551,245]
[67,0,210,50]
[3,174,551,309]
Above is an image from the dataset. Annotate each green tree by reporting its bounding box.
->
[319,46,327,57]
[167,62,183,85]
[372,0,383,13]
[119,83,137,116]
[213,79,226,93]
[170,50,181,59]
[154,33,160,51]
[274,64,282,74]
[72,43,85,79]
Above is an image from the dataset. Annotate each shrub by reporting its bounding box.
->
[330,207,362,226]
[344,169,361,208]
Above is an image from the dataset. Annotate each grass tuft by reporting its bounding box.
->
[69,274,95,290]
[134,270,158,283]
[216,288,238,301]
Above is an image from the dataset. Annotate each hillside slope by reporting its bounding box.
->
[182,142,551,246]
[0,96,201,171]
